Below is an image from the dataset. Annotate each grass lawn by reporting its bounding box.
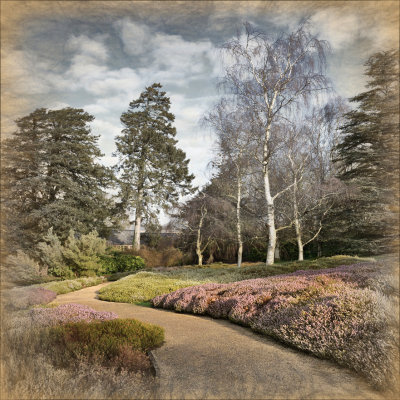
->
[98,255,371,303]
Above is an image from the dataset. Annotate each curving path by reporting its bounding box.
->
[55,283,385,400]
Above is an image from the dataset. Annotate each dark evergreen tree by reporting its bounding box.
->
[334,49,399,254]
[114,83,194,250]
[2,107,114,252]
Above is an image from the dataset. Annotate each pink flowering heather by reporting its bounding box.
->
[29,303,118,327]
[5,286,57,310]
[152,263,398,387]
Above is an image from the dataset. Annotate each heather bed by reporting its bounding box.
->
[151,261,399,388]
[98,255,367,304]
[2,303,164,399]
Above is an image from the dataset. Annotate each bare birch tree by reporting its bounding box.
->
[221,22,330,264]
[204,98,254,267]
[277,101,346,260]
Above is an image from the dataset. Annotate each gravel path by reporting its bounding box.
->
[55,283,385,400]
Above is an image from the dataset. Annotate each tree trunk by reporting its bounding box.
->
[263,120,276,266]
[317,241,322,257]
[196,249,203,266]
[236,172,243,268]
[133,188,143,251]
[274,238,280,260]
[264,170,276,265]
[196,208,205,266]
[293,181,303,261]
[133,214,141,251]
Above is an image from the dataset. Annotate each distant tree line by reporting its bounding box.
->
[1,22,398,277]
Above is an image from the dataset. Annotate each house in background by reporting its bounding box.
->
[107,229,179,250]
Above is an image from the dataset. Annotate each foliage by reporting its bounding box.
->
[39,276,106,295]
[36,228,73,278]
[2,250,48,286]
[37,229,108,278]
[2,308,159,399]
[3,286,57,310]
[1,107,115,252]
[61,230,107,276]
[28,304,118,327]
[98,271,202,303]
[42,319,164,372]
[152,262,398,387]
[98,256,367,303]
[138,245,185,268]
[99,251,145,274]
[334,49,399,253]
[114,83,194,249]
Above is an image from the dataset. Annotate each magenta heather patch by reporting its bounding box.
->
[151,262,397,387]
[29,304,118,326]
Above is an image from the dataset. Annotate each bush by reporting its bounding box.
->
[129,245,185,268]
[98,256,371,304]
[99,271,201,303]
[99,252,145,274]
[152,262,398,388]
[36,228,74,279]
[39,276,106,295]
[2,250,48,286]
[2,309,159,399]
[28,304,118,327]
[62,230,107,276]
[43,319,164,372]
[4,286,57,310]
[37,229,108,278]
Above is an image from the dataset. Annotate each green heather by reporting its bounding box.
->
[38,276,106,295]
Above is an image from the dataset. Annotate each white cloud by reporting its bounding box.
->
[66,34,109,62]
[113,18,150,56]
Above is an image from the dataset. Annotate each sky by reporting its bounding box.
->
[1,1,398,224]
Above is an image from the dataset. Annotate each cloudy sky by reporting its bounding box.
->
[1,1,398,205]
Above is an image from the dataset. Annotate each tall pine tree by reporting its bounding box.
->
[2,107,114,251]
[334,50,399,254]
[114,83,194,250]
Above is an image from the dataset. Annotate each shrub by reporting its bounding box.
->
[36,228,74,278]
[152,262,398,388]
[29,304,118,327]
[99,251,145,274]
[129,245,185,268]
[2,250,48,286]
[98,271,201,303]
[37,229,108,278]
[2,310,158,399]
[42,319,164,372]
[62,230,107,276]
[160,247,184,267]
[98,256,371,304]
[4,286,57,310]
[39,276,106,295]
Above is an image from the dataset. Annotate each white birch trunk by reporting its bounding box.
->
[236,174,243,268]
[196,209,205,266]
[292,179,304,261]
[263,96,277,266]
[264,169,276,265]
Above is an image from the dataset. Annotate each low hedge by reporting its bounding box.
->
[100,252,145,274]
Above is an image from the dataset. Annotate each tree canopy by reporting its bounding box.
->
[114,83,194,250]
[2,107,114,251]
